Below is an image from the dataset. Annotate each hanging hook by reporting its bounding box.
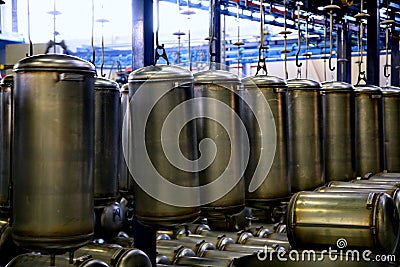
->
[256,0,268,75]
[90,0,96,67]
[295,2,303,69]
[355,0,369,85]
[26,0,33,57]
[323,3,340,73]
[279,0,290,80]
[381,0,394,80]
[154,0,169,65]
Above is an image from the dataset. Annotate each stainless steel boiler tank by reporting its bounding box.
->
[194,69,245,218]
[94,77,120,207]
[128,65,200,227]
[322,81,355,181]
[118,83,132,195]
[0,75,13,215]
[287,79,324,191]
[287,191,399,254]
[381,86,400,172]
[12,54,95,252]
[354,85,383,176]
[241,75,290,207]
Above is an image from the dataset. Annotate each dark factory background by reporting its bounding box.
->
[0,0,400,267]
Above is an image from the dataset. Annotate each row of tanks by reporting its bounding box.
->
[0,51,399,265]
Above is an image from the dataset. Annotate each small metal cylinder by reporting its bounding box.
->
[287,191,399,254]
[381,87,400,172]
[354,85,383,176]
[241,75,290,207]
[0,75,13,215]
[6,253,110,267]
[94,78,120,207]
[12,54,95,252]
[287,79,325,192]
[322,81,355,181]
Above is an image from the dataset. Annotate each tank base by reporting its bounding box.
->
[12,232,93,253]
[136,211,200,229]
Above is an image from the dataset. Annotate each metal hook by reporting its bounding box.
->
[154,0,169,65]
[256,0,268,75]
[384,64,391,78]
[295,2,303,68]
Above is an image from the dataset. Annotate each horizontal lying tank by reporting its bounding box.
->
[128,65,200,227]
[354,85,383,176]
[240,75,290,207]
[74,243,151,267]
[0,75,13,216]
[287,79,325,192]
[287,191,399,254]
[322,81,355,181]
[6,253,109,267]
[12,54,95,252]
[94,78,120,207]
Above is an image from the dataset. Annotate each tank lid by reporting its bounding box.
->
[354,84,382,94]
[128,65,193,82]
[381,86,400,96]
[322,81,354,92]
[94,77,120,91]
[194,69,239,84]
[287,78,322,90]
[13,54,95,73]
[0,74,13,87]
[117,249,152,267]
[242,75,287,88]
[121,83,129,92]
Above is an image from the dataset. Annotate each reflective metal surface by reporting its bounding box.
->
[354,85,383,176]
[194,69,245,217]
[381,86,400,172]
[118,84,132,194]
[287,191,399,254]
[75,243,152,267]
[322,81,355,181]
[128,65,200,227]
[6,253,109,267]
[287,79,325,191]
[94,78,120,207]
[0,75,13,215]
[12,54,95,251]
[241,75,290,207]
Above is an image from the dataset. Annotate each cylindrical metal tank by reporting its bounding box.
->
[94,78,120,207]
[287,191,399,254]
[381,86,400,172]
[315,186,400,215]
[118,83,132,195]
[240,75,290,207]
[194,69,245,217]
[75,243,152,267]
[354,85,383,176]
[128,65,200,227]
[322,81,355,181]
[6,253,109,267]
[326,181,400,190]
[12,54,95,252]
[0,75,13,216]
[287,79,325,192]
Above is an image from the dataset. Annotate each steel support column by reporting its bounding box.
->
[132,0,154,70]
[366,0,380,86]
[391,12,400,87]
[131,2,156,266]
[337,21,351,83]
[209,0,221,66]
